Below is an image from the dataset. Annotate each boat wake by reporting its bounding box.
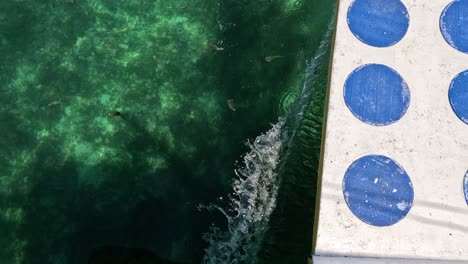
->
[201,20,335,264]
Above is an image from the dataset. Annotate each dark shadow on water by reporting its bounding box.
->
[88,246,181,264]
[257,58,331,264]
[0,2,36,54]
[16,115,213,264]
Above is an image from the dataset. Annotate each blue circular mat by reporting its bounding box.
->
[449,70,468,124]
[347,0,409,47]
[344,64,410,126]
[464,171,468,205]
[343,155,414,226]
[440,0,468,53]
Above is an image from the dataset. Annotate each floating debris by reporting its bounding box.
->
[227,99,236,111]
[48,100,61,107]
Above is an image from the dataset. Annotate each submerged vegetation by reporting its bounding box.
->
[0,0,334,263]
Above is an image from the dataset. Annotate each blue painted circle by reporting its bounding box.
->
[344,64,410,126]
[440,0,468,53]
[347,0,409,47]
[449,70,468,124]
[464,171,468,205]
[343,155,414,227]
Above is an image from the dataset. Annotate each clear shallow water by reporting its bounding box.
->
[0,0,335,263]
[201,24,334,264]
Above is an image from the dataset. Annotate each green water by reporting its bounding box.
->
[0,0,335,263]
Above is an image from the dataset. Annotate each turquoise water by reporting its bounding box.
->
[0,0,335,263]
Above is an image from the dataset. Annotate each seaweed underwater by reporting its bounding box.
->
[0,0,335,263]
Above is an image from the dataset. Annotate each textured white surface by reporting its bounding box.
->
[314,0,468,261]
[313,256,468,264]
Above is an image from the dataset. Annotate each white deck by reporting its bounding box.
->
[313,0,468,262]
[313,256,468,264]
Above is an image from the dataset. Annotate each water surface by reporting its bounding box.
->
[0,0,336,263]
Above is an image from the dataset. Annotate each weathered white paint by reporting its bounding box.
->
[313,256,468,264]
[313,0,468,262]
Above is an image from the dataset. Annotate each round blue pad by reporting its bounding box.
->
[464,171,468,205]
[344,64,410,126]
[347,0,409,47]
[440,0,468,53]
[343,155,414,227]
[449,70,468,124]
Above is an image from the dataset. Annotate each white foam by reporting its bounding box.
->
[202,18,335,263]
